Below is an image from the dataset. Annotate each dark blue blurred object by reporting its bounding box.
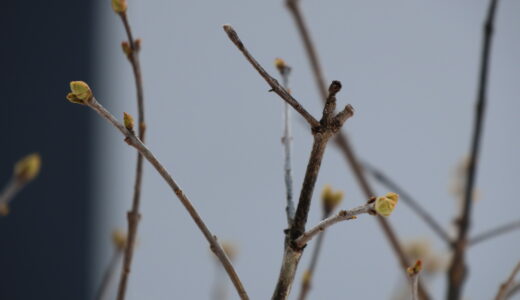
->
[0,1,94,299]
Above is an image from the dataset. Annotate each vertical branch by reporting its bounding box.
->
[276,59,296,225]
[447,1,499,299]
[284,1,430,298]
[115,8,147,300]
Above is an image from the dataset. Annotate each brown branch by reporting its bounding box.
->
[363,162,453,245]
[469,220,520,246]
[222,25,320,129]
[115,11,147,300]
[295,203,373,248]
[284,1,430,299]
[81,96,249,300]
[495,261,520,300]
[447,1,499,299]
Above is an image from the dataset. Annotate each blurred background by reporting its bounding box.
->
[1,0,519,299]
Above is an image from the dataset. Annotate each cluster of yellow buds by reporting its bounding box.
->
[374,192,399,217]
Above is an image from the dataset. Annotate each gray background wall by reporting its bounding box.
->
[91,0,520,299]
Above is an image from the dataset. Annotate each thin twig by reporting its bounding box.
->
[222,25,320,129]
[363,162,453,245]
[284,1,430,299]
[0,179,24,210]
[407,260,423,300]
[495,261,520,300]
[115,10,147,300]
[469,220,520,247]
[295,203,374,248]
[447,1,499,299]
[83,97,249,300]
[94,249,123,300]
[505,282,520,299]
[277,61,296,225]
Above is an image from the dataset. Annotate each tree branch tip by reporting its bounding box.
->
[67,81,93,104]
[374,192,399,217]
[407,260,423,276]
[112,0,127,14]
[14,153,42,183]
[328,80,342,95]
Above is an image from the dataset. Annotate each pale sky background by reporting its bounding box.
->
[90,0,520,299]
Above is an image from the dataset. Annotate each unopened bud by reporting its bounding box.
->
[407,260,423,275]
[321,185,343,216]
[112,0,127,13]
[0,203,9,216]
[112,230,127,251]
[123,112,134,131]
[374,192,399,217]
[68,81,93,104]
[14,153,41,183]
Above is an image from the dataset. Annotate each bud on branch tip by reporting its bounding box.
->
[67,81,93,104]
[112,0,127,13]
[407,260,423,276]
[374,192,399,217]
[14,153,41,183]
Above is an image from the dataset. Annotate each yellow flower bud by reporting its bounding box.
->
[321,185,343,215]
[68,81,93,104]
[123,112,134,131]
[14,153,41,183]
[302,270,312,285]
[112,0,127,13]
[0,203,9,216]
[374,192,399,217]
[407,260,423,275]
[112,230,127,251]
[221,242,237,261]
[274,58,287,72]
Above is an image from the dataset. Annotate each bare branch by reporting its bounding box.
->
[284,1,430,298]
[495,261,520,300]
[276,59,296,225]
[363,162,452,245]
[115,10,148,300]
[82,96,249,300]
[448,1,500,298]
[469,220,520,246]
[295,203,374,248]
[222,25,320,128]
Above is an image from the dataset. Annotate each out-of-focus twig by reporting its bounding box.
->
[0,153,41,216]
[495,261,520,300]
[408,260,423,300]
[447,1,500,299]
[469,220,520,247]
